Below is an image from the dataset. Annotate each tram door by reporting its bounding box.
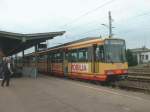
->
[63,52,68,76]
[91,45,99,73]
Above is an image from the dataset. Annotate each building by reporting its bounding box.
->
[130,47,150,64]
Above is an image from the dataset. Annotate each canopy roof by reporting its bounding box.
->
[0,30,65,56]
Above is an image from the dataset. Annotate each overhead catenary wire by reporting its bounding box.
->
[68,9,150,41]
[49,0,118,41]
[72,10,150,40]
[65,16,107,31]
[71,28,101,39]
[133,11,150,19]
[59,0,117,29]
[114,11,150,35]
[116,10,150,24]
[50,1,150,49]
[66,9,150,36]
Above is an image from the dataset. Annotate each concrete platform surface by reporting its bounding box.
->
[0,76,150,112]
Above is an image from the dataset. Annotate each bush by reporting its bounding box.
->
[126,49,138,66]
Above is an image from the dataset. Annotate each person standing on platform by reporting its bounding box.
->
[1,57,13,87]
[0,58,4,80]
[0,57,6,80]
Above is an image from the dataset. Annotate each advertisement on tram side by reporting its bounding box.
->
[51,63,63,72]
[71,63,89,73]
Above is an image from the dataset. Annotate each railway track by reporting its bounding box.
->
[115,67,150,92]
[115,72,150,93]
[67,74,150,94]
[64,73,150,93]
[44,67,150,93]
[127,75,150,82]
[128,67,150,76]
[93,68,150,93]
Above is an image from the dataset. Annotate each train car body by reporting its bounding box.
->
[18,37,128,82]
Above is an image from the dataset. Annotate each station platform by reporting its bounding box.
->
[0,75,150,112]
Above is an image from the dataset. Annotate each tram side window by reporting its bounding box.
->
[56,52,63,63]
[65,52,68,60]
[87,47,93,62]
[52,52,63,63]
[95,46,104,62]
[38,55,47,62]
[38,55,42,62]
[56,53,60,62]
[48,52,52,62]
[44,55,47,61]
[100,46,105,61]
[78,48,88,62]
[54,53,58,62]
[70,50,78,62]
[51,52,55,62]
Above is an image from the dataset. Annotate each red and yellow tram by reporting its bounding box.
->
[16,37,128,81]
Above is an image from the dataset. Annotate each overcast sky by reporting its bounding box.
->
[0,0,150,51]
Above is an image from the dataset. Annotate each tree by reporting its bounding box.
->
[126,49,138,66]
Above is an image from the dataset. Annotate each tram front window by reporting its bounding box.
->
[104,39,126,63]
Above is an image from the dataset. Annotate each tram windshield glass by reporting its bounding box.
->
[104,39,126,63]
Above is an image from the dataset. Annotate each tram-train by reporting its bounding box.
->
[15,37,128,81]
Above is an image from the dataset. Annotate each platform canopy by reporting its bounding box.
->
[0,31,65,56]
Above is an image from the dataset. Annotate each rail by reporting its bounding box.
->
[115,72,150,93]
